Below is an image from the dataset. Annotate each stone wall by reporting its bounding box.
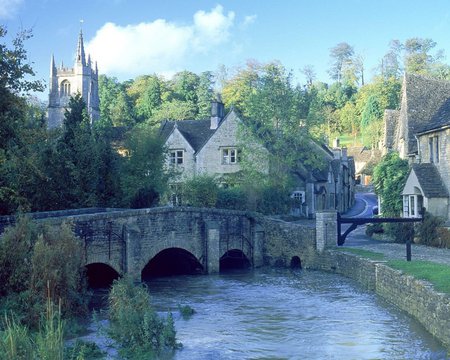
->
[261,218,316,268]
[311,250,450,349]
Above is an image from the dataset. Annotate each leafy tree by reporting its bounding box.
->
[0,26,44,214]
[361,94,382,128]
[121,123,168,207]
[328,42,354,83]
[98,75,135,127]
[373,151,409,216]
[196,71,215,119]
[300,64,316,86]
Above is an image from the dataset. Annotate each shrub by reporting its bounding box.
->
[365,223,383,236]
[436,227,450,248]
[216,187,247,210]
[183,175,219,208]
[178,305,195,319]
[108,277,179,358]
[31,222,88,319]
[415,212,445,247]
[0,216,37,296]
[384,222,414,243]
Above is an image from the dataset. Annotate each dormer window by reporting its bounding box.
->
[170,150,184,165]
[222,148,239,164]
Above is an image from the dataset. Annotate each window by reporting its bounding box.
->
[291,191,305,204]
[435,136,439,163]
[222,148,239,164]
[60,80,71,97]
[170,150,183,165]
[429,136,439,163]
[403,194,423,218]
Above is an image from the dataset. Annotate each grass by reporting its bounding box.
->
[386,260,450,295]
[336,247,386,260]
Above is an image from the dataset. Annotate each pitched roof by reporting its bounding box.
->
[412,163,449,198]
[419,96,450,133]
[160,119,215,153]
[400,73,450,154]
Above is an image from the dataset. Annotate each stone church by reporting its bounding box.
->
[47,30,100,128]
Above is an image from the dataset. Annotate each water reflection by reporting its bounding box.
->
[145,269,448,360]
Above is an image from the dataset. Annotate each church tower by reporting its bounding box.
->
[47,29,100,128]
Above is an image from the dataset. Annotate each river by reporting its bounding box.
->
[141,268,448,359]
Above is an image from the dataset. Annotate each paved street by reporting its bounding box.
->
[340,193,450,266]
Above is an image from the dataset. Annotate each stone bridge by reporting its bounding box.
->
[1,208,336,283]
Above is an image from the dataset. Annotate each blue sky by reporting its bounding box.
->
[2,0,450,100]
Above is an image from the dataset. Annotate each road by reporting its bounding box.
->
[341,192,380,246]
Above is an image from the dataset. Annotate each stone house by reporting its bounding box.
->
[160,101,355,217]
[383,74,450,220]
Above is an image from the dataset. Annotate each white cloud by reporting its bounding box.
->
[0,0,23,19]
[86,5,236,78]
[242,14,257,27]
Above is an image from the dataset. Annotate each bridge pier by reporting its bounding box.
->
[316,211,338,251]
[206,221,220,274]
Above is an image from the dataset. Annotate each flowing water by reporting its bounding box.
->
[143,268,448,360]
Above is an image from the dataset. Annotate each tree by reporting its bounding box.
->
[373,151,409,216]
[55,94,99,208]
[0,26,44,214]
[300,64,316,86]
[328,42,354,83]
[121,123,168,208]
[98,75,135,127]
[196,71,215,119]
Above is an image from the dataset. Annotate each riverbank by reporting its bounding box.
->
[311,242,450,351]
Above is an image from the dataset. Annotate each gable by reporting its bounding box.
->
[398,73,450,155]
[165,127,195,153]
[402,163,449,198]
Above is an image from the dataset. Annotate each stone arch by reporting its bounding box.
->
[141,247,203,280]
[85,262,120,288]
[60,79,71,97]
[290,255,302,269]
[220,249,251,271]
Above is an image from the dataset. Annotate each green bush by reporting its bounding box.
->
[365,223,383,236]
[415,212,444,247]
[216,187,247,210]
[384,222,414,243]
[183,175,219,208]
[0,218,88,328]
[108,277,179,358]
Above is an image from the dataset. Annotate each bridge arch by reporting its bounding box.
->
[141,247,203,280]
[85,262,120,288]
[220,249,251,271]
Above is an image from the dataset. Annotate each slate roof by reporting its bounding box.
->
[412,163,449,198]
[347,146,371,162]
[419,96,450,133]
[159,119,215,153]
[400,73,450,154]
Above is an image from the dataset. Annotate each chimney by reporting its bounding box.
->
[333,137,340,148]
[210,96,225,130]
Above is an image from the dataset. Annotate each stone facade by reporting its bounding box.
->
[383,74,450,220]
[161,103,355,217]
[47,30,100,128]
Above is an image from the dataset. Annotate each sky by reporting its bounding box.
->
[2,0,450,101]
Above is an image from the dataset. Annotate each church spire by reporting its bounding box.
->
[50,54,56,76]
[76,28,86,66]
